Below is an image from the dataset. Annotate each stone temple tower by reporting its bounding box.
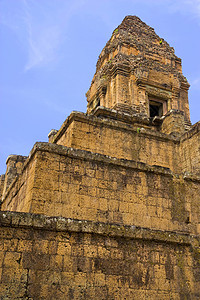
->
[86,16,190,130]
[0,16,199,299]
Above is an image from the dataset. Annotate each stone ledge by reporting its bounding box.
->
[0,211,197,246]
[183,172,200,182]
[2,141,200,203]
[0,141,174,203]
[30,142,174,176]
[52,110,181,144]
[92,106,149,125]
[181,121,200,142]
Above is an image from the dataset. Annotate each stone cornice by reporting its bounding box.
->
[30,142,174,176]
[52,110,181,145]
[0,211,198,246]
[2,140,200,206]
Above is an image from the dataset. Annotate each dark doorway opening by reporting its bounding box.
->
[149,100,163,118]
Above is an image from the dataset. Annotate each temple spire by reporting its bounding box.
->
[86,16,190,125]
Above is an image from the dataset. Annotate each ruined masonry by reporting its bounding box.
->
[0,16,200,299]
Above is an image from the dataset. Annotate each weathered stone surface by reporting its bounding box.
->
[0,211,195,244]
[0,16,199,299]
[1,155,27,200]
[1,142,200,236]
[0,211,199,299]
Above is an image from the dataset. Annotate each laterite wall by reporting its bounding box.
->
[2,143,200,235]
[0,212,199,299]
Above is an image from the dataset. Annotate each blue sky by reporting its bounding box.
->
[0,0,200,174]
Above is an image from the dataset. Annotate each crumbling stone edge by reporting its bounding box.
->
[29,142,200,182]
[2,141,200,205]
[181,120,200,142]
[52,110,181,145]
[0,211,198,246]
[30,142,173,175]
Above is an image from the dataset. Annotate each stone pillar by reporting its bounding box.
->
[138,86,147,115]
[2,155,27,199]
[48,129,58,143]
[161,110,185,136]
